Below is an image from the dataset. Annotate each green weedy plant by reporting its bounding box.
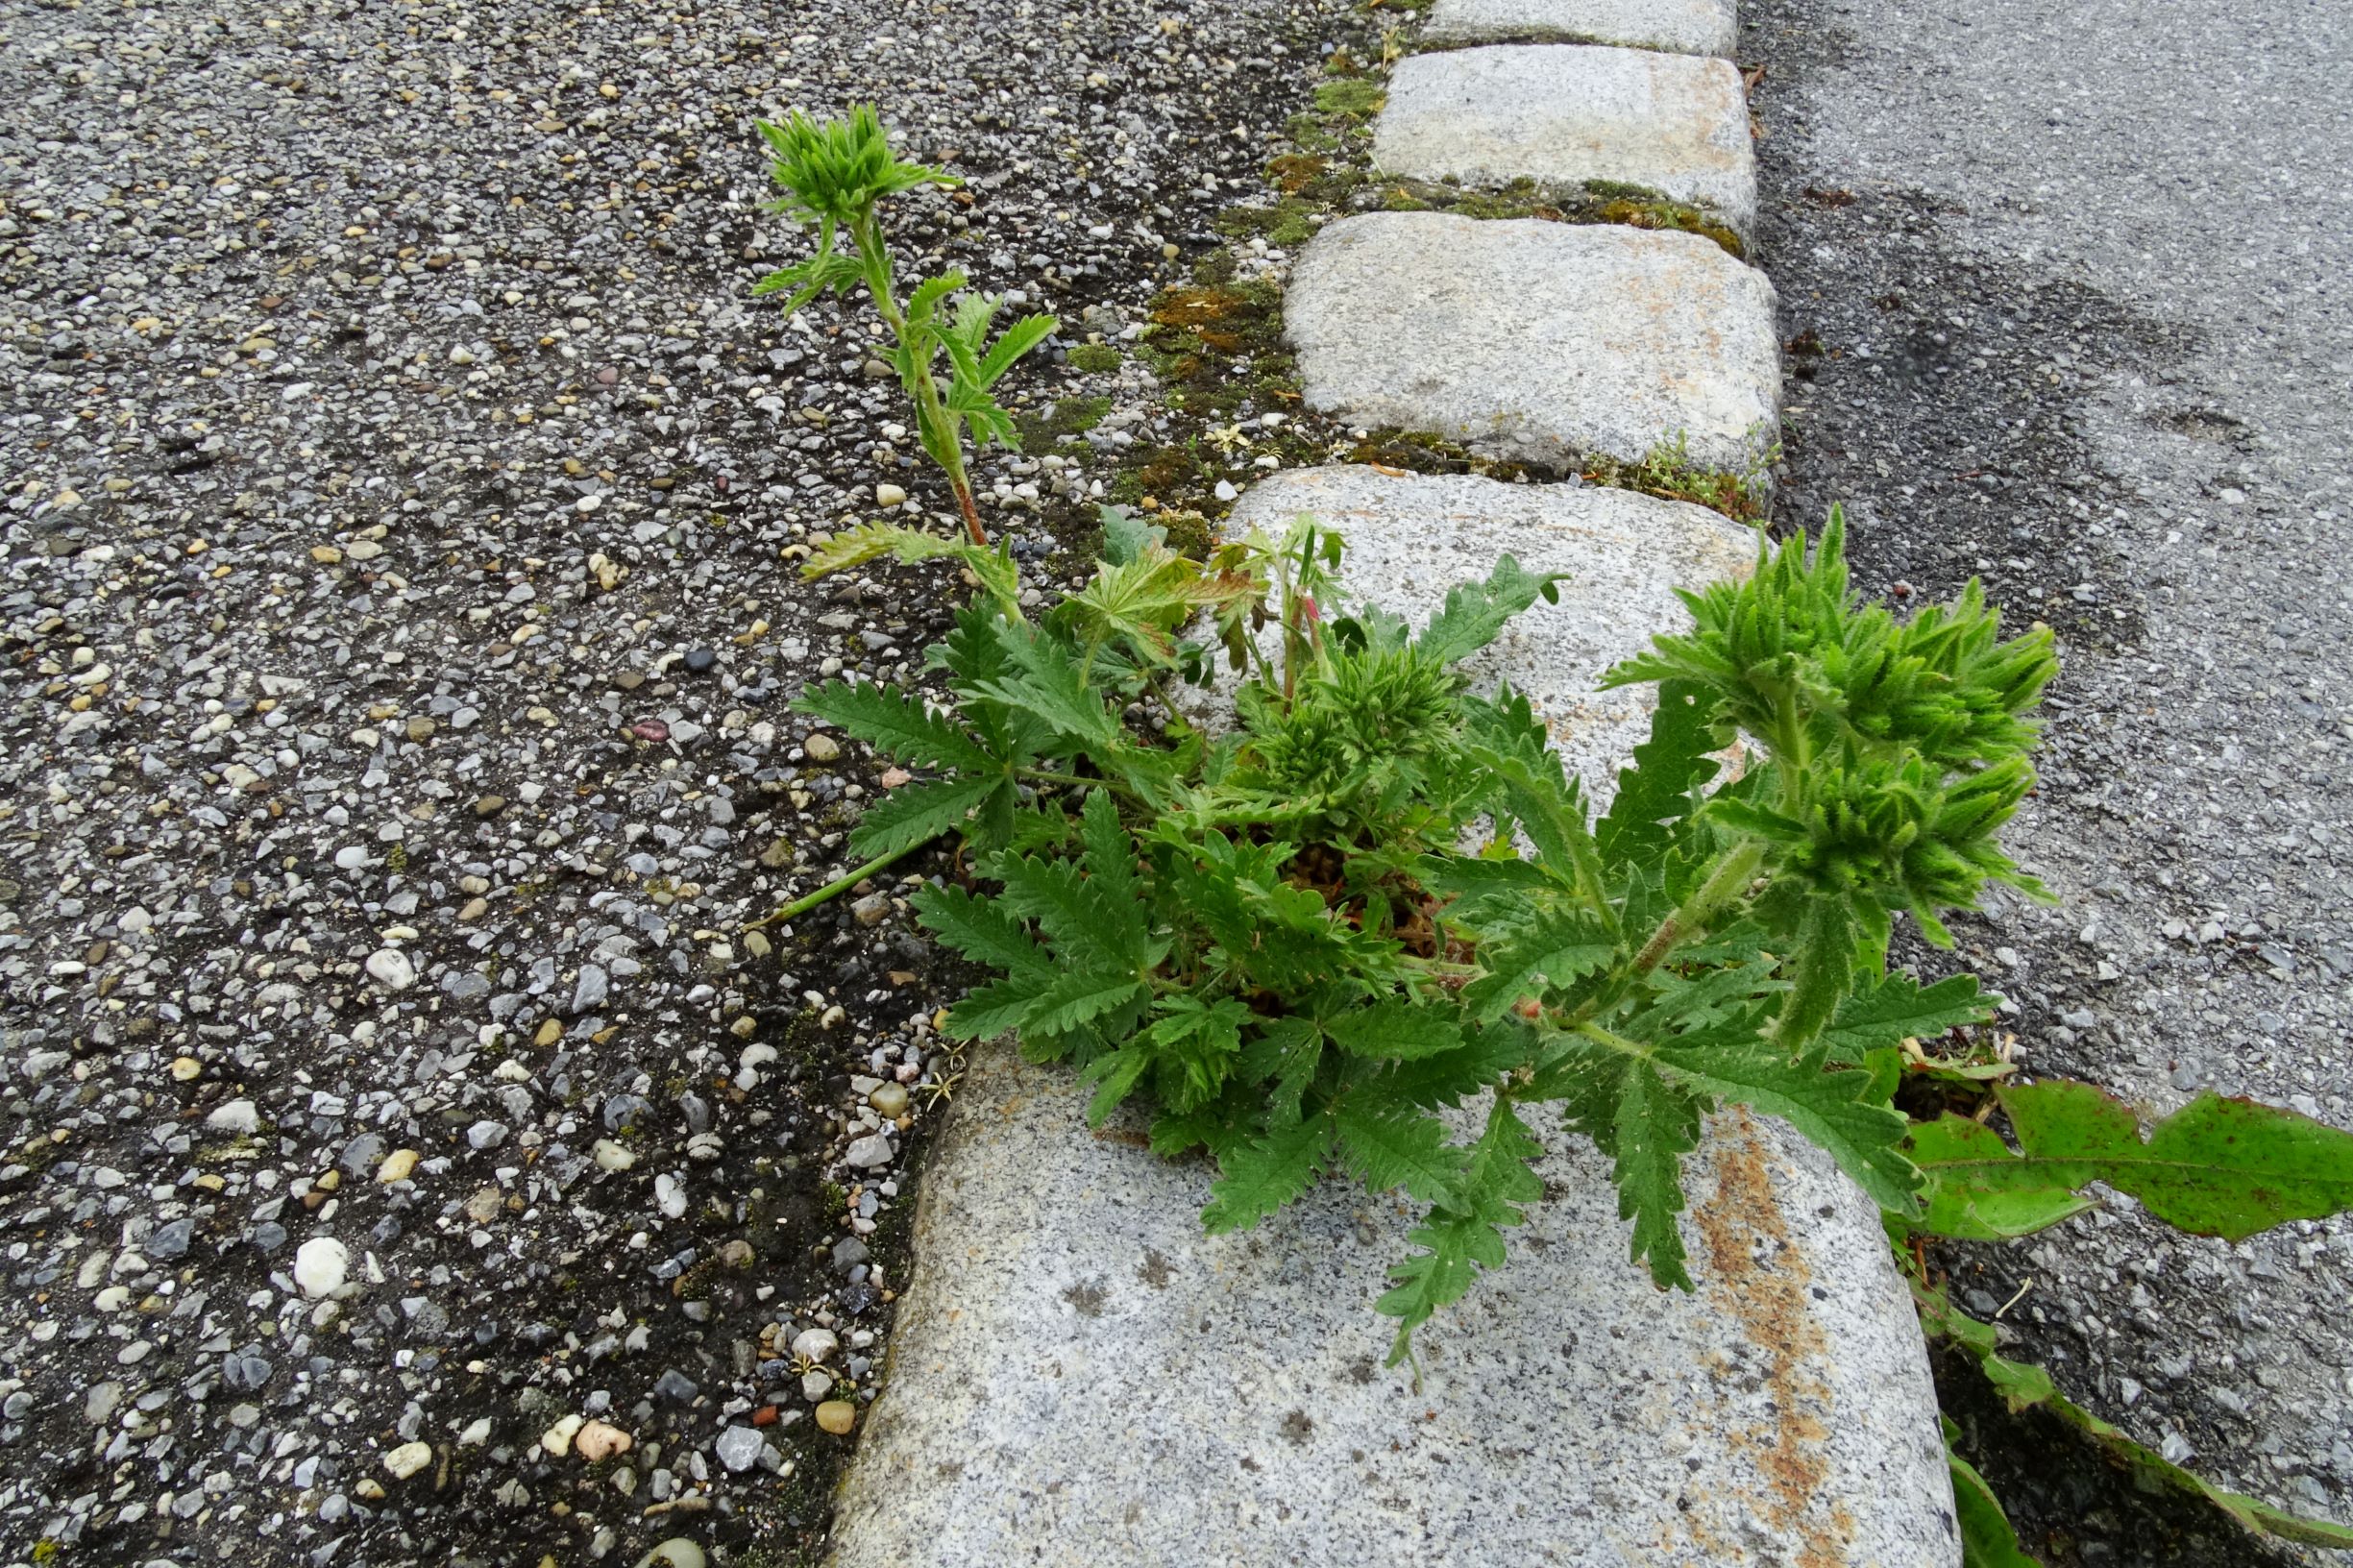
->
[794,508,2353,1561]
[805,510,2050,1324]
[755,107,1057,547]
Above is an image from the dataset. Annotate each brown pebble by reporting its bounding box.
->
[869,1083,910,1118]
[406,717,436,742]
[815,1400,857,1435]
[474,796,507,818]
[535,1019,564,1047]
[803,732,841,762]
[615,670,645,690]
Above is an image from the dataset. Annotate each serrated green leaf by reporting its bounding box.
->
[1097,504,1164,566]
[968,620,1122,750]
[1077,787,1140,911]
[799,521,1021,617]
[1378,1097,1545,1360]
[1063,550,1227,666]
[1465,735,1606,920]
[1149,1107,1218,1159]
[1595,679,1722,870]
[1018,968,1148,1036]
[845,772,1001,857]
[1631,955,1784,1039]
[1413,553,1567,669]
[1609,1059,1701,1290]
[1323,999,1466,1062]
[904,270,966,330]
[1080,1046,1151,1126]
[1544,1032,1703,1290]
[1659,1034,1921,1215]
[1372,1018,1533,1111]
[1918,1083,2353,1243]
[798,518,954,576]
[1137,994,1249,1113]
[1240,1017,1323,1127]
[993,851,1148,971]
[1776,893,1857,1050]
[944,971,1055,1042]
[976,311,1058,387]
[1202,1114,1336,1233]
[914,882,1048,975]
[1415,852,1558,920]
[1908,1114,2096,1239]
[1823,969,1995,1064]
[1460,907,1613,1023]
[796,680,994,773]
[1334,1098,1465,1205]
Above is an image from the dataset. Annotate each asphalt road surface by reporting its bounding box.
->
[1749,0,2353,1560]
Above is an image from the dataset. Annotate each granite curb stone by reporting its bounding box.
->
[1286,212,1781,472]
[1423,0,1738,57]
[1374,44,1757,237]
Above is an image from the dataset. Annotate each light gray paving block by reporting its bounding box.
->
[825,469,1956,1568]
[1286,212,1779,471]
[1425,0,1737,57]
[1375,45,1755,235]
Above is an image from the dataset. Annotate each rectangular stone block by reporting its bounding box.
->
[824,469,1958,1568]
[1375,45,1755,236]
[1286,212,1779,472]
[1425,0,1737,57]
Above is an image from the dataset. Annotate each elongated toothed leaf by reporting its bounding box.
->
[1323,999,1466,1062]
[914,882,1048,976]
[1821,968,1996,1064]
[796,680,993,773]
[1334,1098,1465,1206]
[845,772,1001,858]
[1412,553,1566,669]
[1202,1114,1336,1234]
[1379,1099,1545,1361]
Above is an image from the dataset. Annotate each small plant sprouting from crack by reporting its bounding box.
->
[753,107,1059,547]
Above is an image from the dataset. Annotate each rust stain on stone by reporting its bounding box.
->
[1690,1109,1853,1568]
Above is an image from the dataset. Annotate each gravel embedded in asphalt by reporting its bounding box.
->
[0,0,1329,1559]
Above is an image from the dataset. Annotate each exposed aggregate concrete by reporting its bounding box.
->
[0,0,1335,1561]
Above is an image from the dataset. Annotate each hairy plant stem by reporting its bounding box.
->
[849,214,989,548]
[743,842,919,931]
[1630,838,1767,981]
[1557,837,1769,1034]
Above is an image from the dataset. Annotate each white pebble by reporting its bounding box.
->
[205,1099,261,1135]
[293,1237,350,1299]
[382,1440,432,1481]
[365,948,416,991]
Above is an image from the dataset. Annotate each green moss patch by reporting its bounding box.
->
[1016,394,1114,453]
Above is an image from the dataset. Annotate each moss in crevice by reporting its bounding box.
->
[1137,276,1297,420]
[1213,199,1323,249]
[1016,394,1114,454]
[1065,342,1123,374]
[1368,175,1745,257]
